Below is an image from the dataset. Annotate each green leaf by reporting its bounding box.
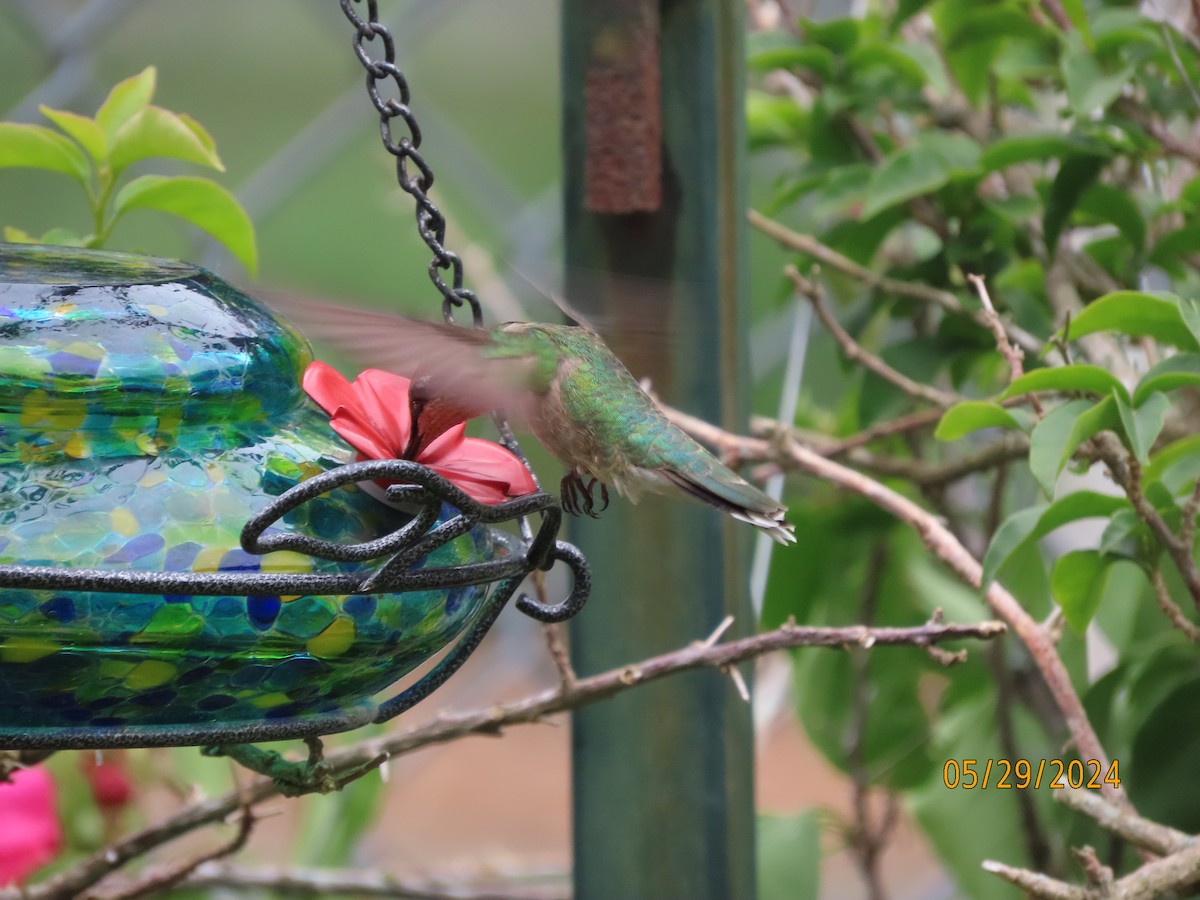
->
[935,401,1031,441]
[1001,364,1129,403]
[747,32,835,79]
[1043,154,1106,256]
[1059,0,1093,48]
[109,106,225,174]
[1028,398,1094,496]
[980,133,1108,172]
[758,812,820,900]
[1052,550,1111,632]
[1114,391,1170,464]
[113,175,257,274]
[848,41,930,89]
[862,133,980,219]
[38,105,107,163]
[1178,297,1200,349]
[95,66,156,140]
[982,491,1130,588]
[1078,182,1145,253]
[0,122,91,185]
[1134,355,1200,404]
[1062,36,1136,116]
[1065,291,1200,352]
[982,505,1047,589]
[1145,435,1200,489]
[1151,226,1200,278]
[1099,508,1142,556]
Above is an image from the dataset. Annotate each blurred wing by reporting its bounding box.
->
[260,292,538,421]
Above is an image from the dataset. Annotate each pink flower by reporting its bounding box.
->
[302,361,537,505]
[0,766,62,886]
[81,752,133,810]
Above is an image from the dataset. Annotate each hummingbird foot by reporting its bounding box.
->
[560,470,609,518]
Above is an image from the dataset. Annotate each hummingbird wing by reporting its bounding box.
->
[260,293,540,422]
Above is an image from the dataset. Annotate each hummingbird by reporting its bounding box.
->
[274,299,796,544]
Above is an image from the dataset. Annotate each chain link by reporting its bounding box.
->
[340,0,482,327]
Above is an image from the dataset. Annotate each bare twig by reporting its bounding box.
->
[85,801,256,900]
[183,862,568,899]
[985,837,1200,899]
[5,617,1004,900]
[662,404,1123,801]
[532,570,576,690]
[787,265,958,408]
[1056,789,1190,856]
[1150,568,1200,642]
[845,543,895,900]
[966,273,1042,416]
[749,209,1042,353]
[1094,435,1200,610]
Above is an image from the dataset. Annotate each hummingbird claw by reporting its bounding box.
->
[560,471,609,518]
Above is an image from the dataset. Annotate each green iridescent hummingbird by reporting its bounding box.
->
[281,304,796,544]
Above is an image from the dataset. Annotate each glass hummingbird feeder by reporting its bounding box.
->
[0,4,589,752]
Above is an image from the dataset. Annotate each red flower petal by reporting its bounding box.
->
[427,436,538,504]
[0,767,62,886]
[303,360,538,505]
[327,406,393,461]
[354,369,414,456]
[301,361,358,418]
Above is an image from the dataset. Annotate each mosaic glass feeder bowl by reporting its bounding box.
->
[0,245,587,750]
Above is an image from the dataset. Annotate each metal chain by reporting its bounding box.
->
[340,0,483,327]
[339,0,545,537]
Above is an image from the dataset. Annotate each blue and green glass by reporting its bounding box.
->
[0,244,494,745]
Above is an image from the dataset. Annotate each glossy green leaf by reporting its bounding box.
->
[38,106,107,163]
[0,122,91,185]
[862,133,980,219]
[980,133,1108,172]
[1052,550,1111,632]
[1133,355,1200,404]
[1043,154,1106,256]
[758,812,820,900]
[982,491,1130,588]
[113,175,256,273]
[95,66,156,140]
[1065,291,1200,352]
[934,401,1031,441]
[1114,391,1169,464]
[1027,398,1093,496]
[1001,364,1128,403]
[109,106,224,174]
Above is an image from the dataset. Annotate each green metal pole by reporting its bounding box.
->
[563,2,754,898]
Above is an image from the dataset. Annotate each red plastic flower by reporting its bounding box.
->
[0,766,62,887]
[302,361,537,505]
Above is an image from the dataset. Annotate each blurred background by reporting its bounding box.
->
[0,2,948,897]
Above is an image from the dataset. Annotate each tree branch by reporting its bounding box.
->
[749,209,1042,353]
[183,862,568,899]
[787,265,959,407]
[661,404,1124,802]
[8,617,1004,900]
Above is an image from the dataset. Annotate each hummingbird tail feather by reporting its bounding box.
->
[661,470,797,545]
